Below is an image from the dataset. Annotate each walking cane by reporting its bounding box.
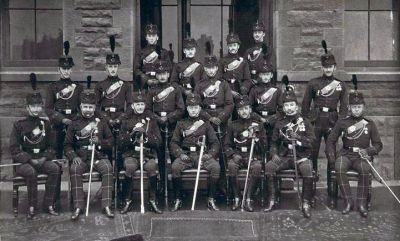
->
[241,136,256,212]
[85,143,96,216]
[139,133,145,214]
[217,125,228,203]
[164,126,171,208]
[358,151,400,205]
[191,135,206,210]
[291,138,302,210]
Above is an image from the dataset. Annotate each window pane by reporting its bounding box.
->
[162,6,178,61]
[344,12,369,61]
[37,0,63,9]
[191,0,221,6]
[162,0,177,5]
[345,0,368,10]
[370,0,397,10]
[8,10,35,61]
[8,0,34,8]
[370,11,399,60]
[36,10,63,59]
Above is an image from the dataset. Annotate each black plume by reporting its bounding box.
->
[185,23,191,38]
[282,75,290,91]
[86,76,92,89]
[169,43,172,50]
[219,41,223,58]
[156,45,161,56]
[321,40,328,54]
[110,35,116,53]
[228,19,233,33]
[30,73,37,91]
[205,41,212,55]
[64,41,70,56]
[168,43,174,62]
[262,43,268,60]
[352,74,358,91]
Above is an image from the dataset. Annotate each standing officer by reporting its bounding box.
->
[65,91,115,220]
[264,77,315,218]
[326,77,382,217]
[224,96,266,211]
[134,24,171,90]
[119,92,163,214]
[301,40,348,194]
[45,41,83,159]
[10,75,61,219]
[244,21,270,83]
[170,94,221,211]
[171,23,205,96]
[95,36,133,129]
[220,24,252,98]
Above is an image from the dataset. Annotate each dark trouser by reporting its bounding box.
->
[265,156,314,201]
[171,153,220,199]
[335,154,371,206]
[16,161,61,208]
[158,124,175,193]
[227,154,262,199]
[70,159,113,209]
[54,127,66,159]
[122,156,158,201]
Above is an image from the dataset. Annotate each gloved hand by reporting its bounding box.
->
[90,136,99,145]
[209,117,221,126]
[180,154,190,162]
[72,157,82,165]
[202,154,212,161]
[62,118,72,125]
[271,154,280,163]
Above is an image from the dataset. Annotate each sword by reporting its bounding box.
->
[241,136,256,212]
[139,133,145,214]
[192,135,206,210]
[85,143,96,217]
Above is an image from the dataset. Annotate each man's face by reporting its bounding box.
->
[204,66,218,77]
[133,102,146,114]
[283,101,298,116]
[238,105,252,119]
[145,33,159,45]
[259,72,273,83]
[187,105,201,117]
[228,43,240,54]
[59,67,72,79]
[27,104,43,117]
[350,104,364,117]
[80,103,96,118]
[253,30,265,43]
[321,65,336,77]
[106,64,119,77]
[183,47,196,58]
[156,71,170,83]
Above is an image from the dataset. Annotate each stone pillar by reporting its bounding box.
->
[64,0,135,81]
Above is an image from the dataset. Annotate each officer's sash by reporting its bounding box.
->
[183,120,204,137]
[258,87,277,104]
[346,119,368,140]
[77,119,100,140]
[182,62,201,78]
[319,80,340,97]
[105,81,123,96]
[56,84,76,100]
[24,120,46,144]
[143,51,158,64]
[153,86,175,103]
[284,117,304,133]
[203,81,222,98]
[225,57,243,72]
[248,48,261,62]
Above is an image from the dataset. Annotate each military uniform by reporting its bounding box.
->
[134,24,171,90]
[301,44,348,191]
[325,91,382,217]
[45,50,83,158]
[264,88,315,217]
[118,92,162,214]
[170,94,221,211]
[10,92,61,218]
[224,96,267,211]
[64,92,114,214]
[220,33,252,96]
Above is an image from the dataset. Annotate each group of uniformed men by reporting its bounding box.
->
[9,20,382,221]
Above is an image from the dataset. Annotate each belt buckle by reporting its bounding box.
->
[65,109,72,114]
[135,146,141,151]
[33,148,40,154]
[186,84,192,89]
[262,111,268,116]
[322,107,329,112]
[230,79,236,83]
[109,107,116,112]
[251,70,257,75]
[210,104,216,109]
[352,147,360,152]
[88,145,93,150]
[160,112,167,117]
[288,144,293,150]
[150,72,156,76]
[190,146,196,152]
[241,147,248,153]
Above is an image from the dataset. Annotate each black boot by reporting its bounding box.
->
[207,198,219,211]
[171,199,182,212]
[71,208,82,221]
[244,178,257,212]
[264,176,276,212]
[149,200,163,214]
[302,200,311,218]
[47,205,59,216]
[148,176,162,213]
[208,177,219,200]
[342,200,353,215]
[27,206,35,220]
[229,176,240,211]
[120,177,134,214]
[120,200,133,214]
[359,203,368,218]
[171,178,183,212]
[103,206,115,218]
[232,197,240,211]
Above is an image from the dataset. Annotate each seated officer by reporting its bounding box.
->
[326,82,383,217]
[264,78,315,218]
[170,94,221,211]
[224,96,266,212]
[119,92,162,214]
[64,91,114,220]
[10,89,61,219]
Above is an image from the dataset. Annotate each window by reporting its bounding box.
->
[345,0,400,67]
[1,0,63,67]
